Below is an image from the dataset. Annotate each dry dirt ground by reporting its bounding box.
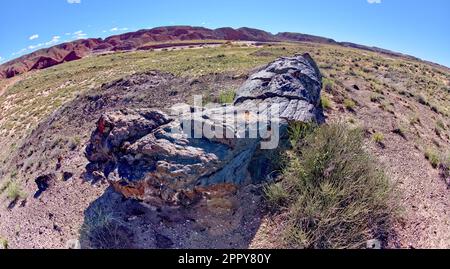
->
[250,78,450,249]
[0,75,25,97]
[0,71,262,249]
[0,44,449,249]
[332,78,450,249]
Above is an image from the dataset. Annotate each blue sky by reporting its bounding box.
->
[0,0,449,67]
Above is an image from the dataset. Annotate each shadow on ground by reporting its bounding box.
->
[79,185,265,249]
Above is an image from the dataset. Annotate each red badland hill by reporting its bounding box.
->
[0,26,338,79]
[1,26,442,79]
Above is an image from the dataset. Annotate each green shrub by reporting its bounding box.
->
[80,207,130,249]
[370,94,384,103]
[322,78,334,92]
[218,90,236,104]
[266,123,393,249]
[424,148,440,168]
[1,180,26,201]
[321,95,332,110]
[344,99,356,111]
[287,121,317,147]
[264,183,289,210]
[0,237,8,249]
[372,132,385,144]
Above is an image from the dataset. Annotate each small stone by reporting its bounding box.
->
[34,174,56,198]
[66,239,81,249]
[366,239,382,249]
[63,172,73,181]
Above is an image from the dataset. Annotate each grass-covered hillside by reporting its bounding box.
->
[0,41,449,249]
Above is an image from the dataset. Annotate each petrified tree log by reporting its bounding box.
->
[85,54,324,206]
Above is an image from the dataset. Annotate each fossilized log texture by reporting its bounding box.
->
[85,54,324,205]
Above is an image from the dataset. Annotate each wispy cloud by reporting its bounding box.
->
[29,34,39,40]
[11,28,90,59]
[109,27,129,32]
[367,0,382,4]
[12,35,64,57]
[46,36,61,45]
[12,48,27,56]
[67,0,81,4]
[28,43,43,50]
[71,30,87,39]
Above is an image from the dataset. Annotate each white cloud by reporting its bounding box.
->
[109,27,129,32]
[29,34,39,40]
[67,30,87,39]
[67,0,81,4]
[12,48,27,56]
[45,36,61,46]
[367,0,382,3]
[12,35,64,57]
[28,43,43,50]
[76,31,87,39]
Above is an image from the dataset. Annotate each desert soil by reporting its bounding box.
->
[0,44,449,249]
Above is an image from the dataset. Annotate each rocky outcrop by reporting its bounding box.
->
[234,53,324,123]
[85,54,324,206]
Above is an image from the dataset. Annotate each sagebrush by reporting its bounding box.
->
[266,123,394,249]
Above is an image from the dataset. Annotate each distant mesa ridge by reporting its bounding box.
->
[0,25,441,79]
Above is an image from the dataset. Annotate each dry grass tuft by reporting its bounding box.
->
[266,123,394,249]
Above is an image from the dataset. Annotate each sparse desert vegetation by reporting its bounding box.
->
[266,123,393,249]
[218,89,236,104]
[0,179,26,203]
[80,206,130,249]
[372,132,385,144]
[321,95,332,110]
[0,35,449,249]
[425,148,441,169]
[0,236,8,249]
[344,98,357,111]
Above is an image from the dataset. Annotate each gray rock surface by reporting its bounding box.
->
[85,54,324,206]
[234,53,324,123]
